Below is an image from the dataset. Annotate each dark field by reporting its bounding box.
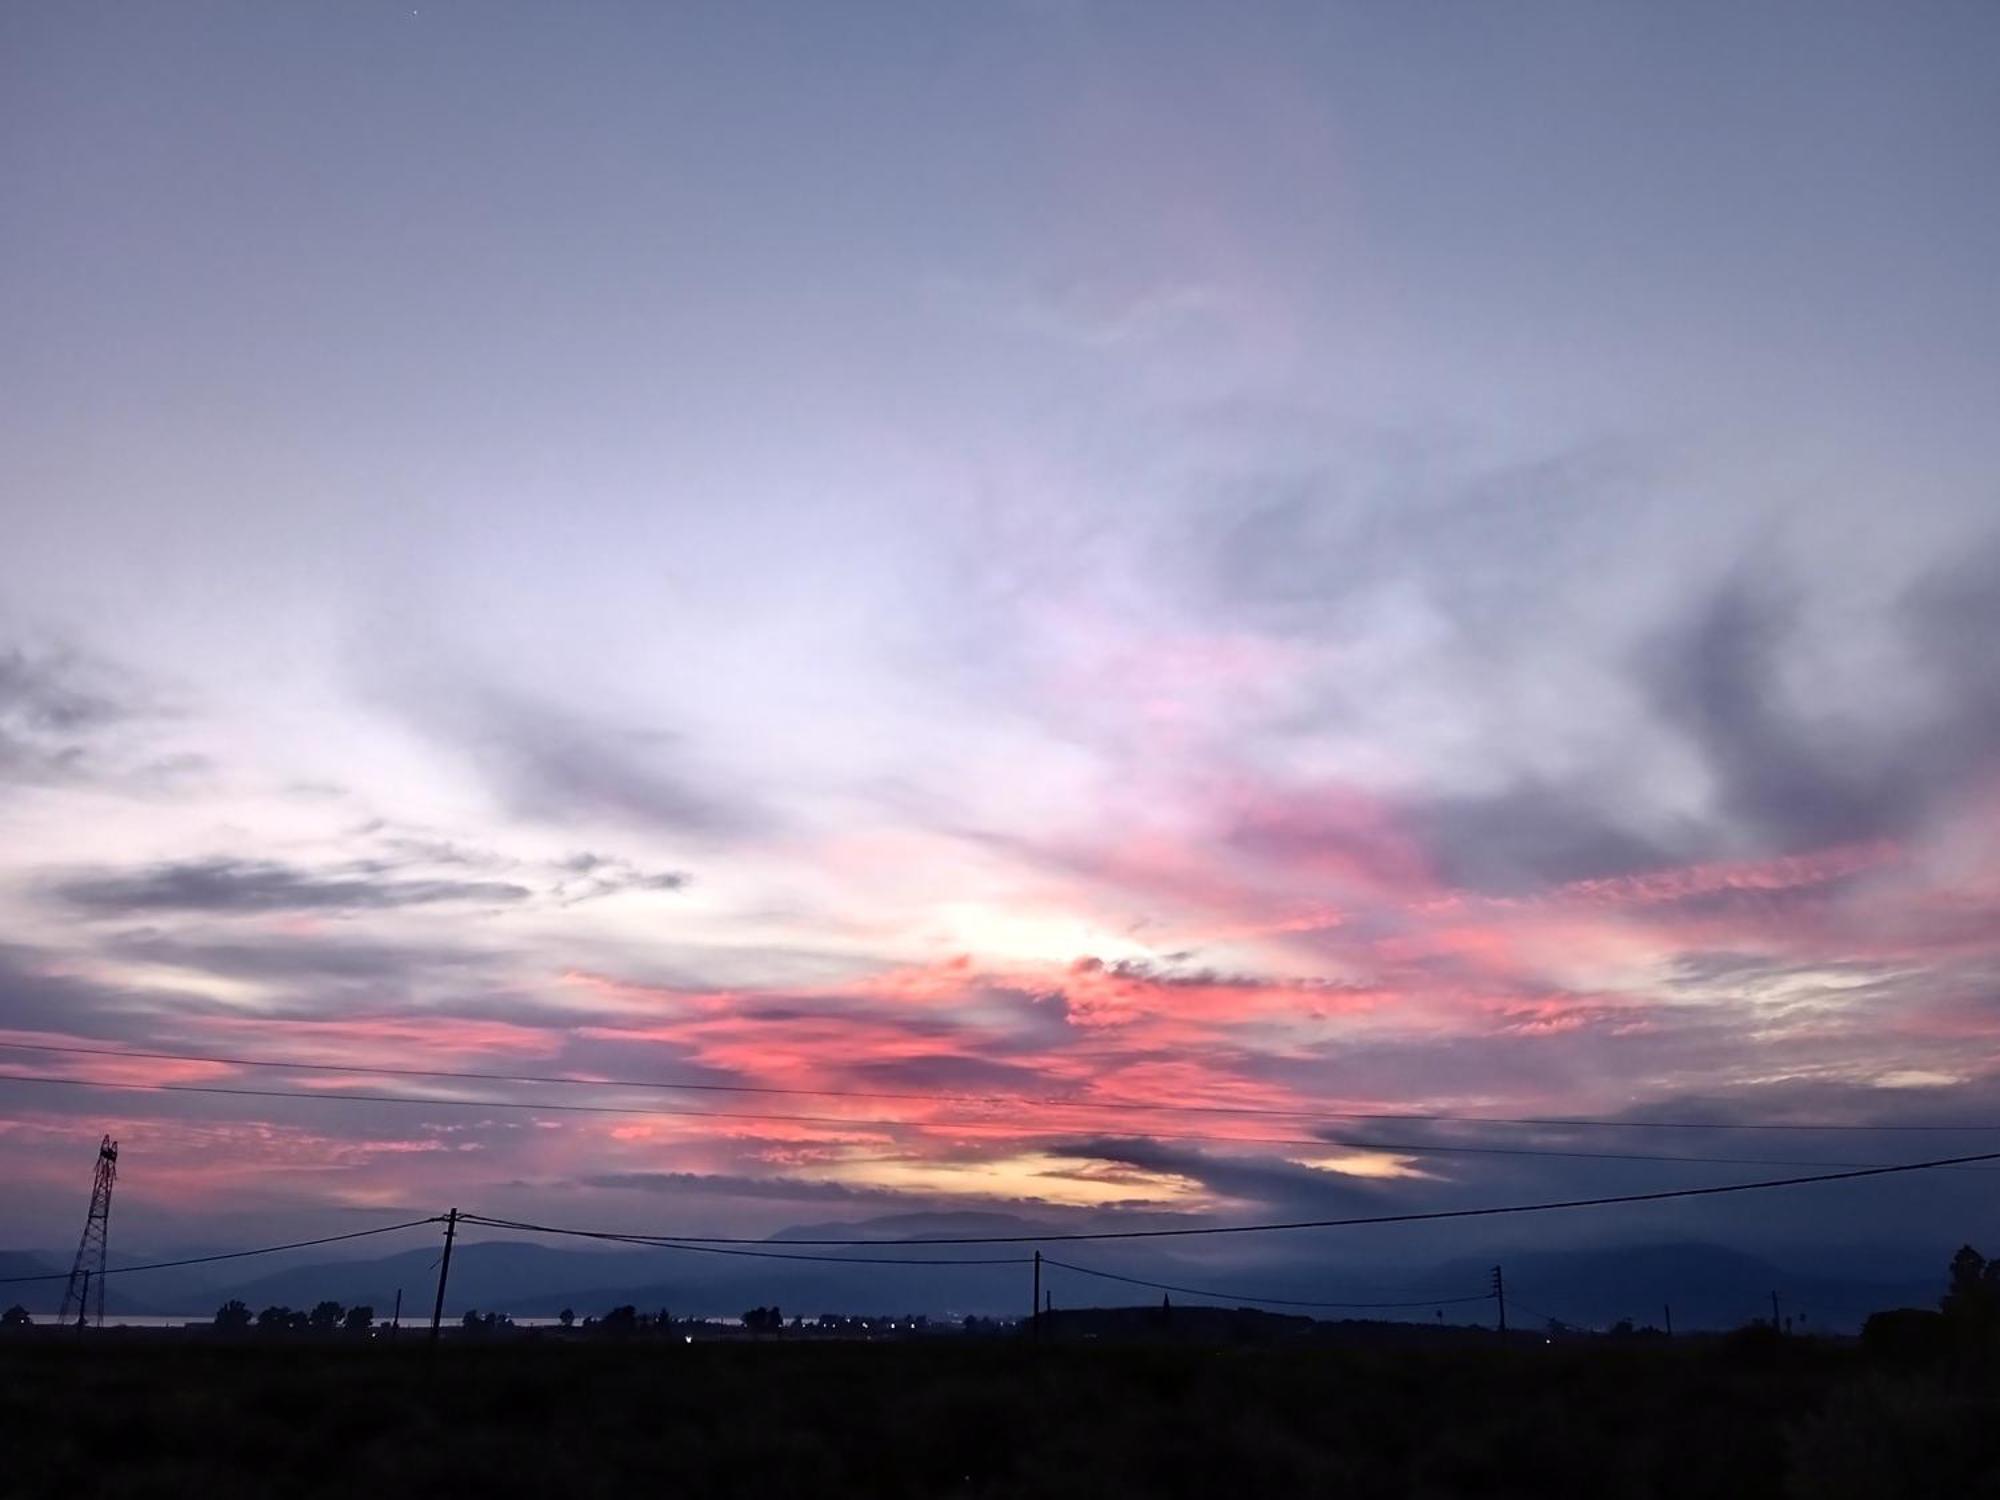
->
[7,1337,2000,1499]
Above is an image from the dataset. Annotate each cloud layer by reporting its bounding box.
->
[2,2,1997,1278]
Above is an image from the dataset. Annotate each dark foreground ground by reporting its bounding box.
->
[6,1336,2000,1498]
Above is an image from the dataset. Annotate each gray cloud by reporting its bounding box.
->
[579,1171,920,1205]
[1641,575,1909,853]
[1903,537,2000,780]
[0,943,161,1037]
[1057,1135,1400,1215]
[0,645,130,786]
[837,1053,1063,1094]
[53,857,531,915]
[102,929,493,984]
[398,684,762,838]
[1637,545,2000,859]
[553,851,691,904]
[1204,442,1647,637]
[1388,541,2000,897]
[1404,780,1678,895]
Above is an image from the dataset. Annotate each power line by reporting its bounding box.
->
[457,1148,2000,1245]
[452,1213,1031,1267]
[1039,1256,1491,1310]
[456,1215,1491,1305]
[1503,1297,1576,1329]
[4,1038,1990,1133]
[3,1065,1989,1175]
[0,1217,442,1285]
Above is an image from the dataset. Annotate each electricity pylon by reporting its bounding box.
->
[58,1136,118,1330]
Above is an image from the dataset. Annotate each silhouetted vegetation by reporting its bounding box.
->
[1857,1241,2000,1379]
[228,1300,385,1338]
[7,1334,2000,1497]
[9,1246,2000,1494]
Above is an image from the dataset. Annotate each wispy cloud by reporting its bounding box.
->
[52,857,531,915]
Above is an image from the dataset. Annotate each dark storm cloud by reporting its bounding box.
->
[53,857,531,915]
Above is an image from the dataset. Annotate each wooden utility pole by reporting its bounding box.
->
[429,1208,459,1345]
[1032,1250,1041,1343]
[1491,1265,1506,1334]
[1663,1303,1673,1338]
[1770,1289,1781,1333]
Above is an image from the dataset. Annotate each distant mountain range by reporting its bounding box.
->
[0,1216,1948,1332]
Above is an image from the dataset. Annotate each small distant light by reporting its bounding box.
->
[684,1335,693,1344]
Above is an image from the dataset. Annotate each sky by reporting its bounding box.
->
[3,1,1999,1284]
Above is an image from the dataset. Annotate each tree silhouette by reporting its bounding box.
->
[343,1305,374,1334]
[1941,1245,2000,1324]
[309,1300,345,1333]
[1,1305,31,1329]
[213,1299,252,1333]
[559,1307,575,1329]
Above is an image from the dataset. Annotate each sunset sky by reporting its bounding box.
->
[4,2,1999,1273]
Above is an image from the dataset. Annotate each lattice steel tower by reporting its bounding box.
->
[58,1135,118,1330]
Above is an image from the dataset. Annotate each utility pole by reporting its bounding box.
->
[1663,1303,1673,1338]
[1032,1250,1041,1343]
[1491,1265,1506,1335]
[429,1209,459,1345]
[1770,1289,1781,1333]
[391,1288,402,1339]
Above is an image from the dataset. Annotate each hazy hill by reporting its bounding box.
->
[1,1250,169,1318]
[1423,1241,1936,1332]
